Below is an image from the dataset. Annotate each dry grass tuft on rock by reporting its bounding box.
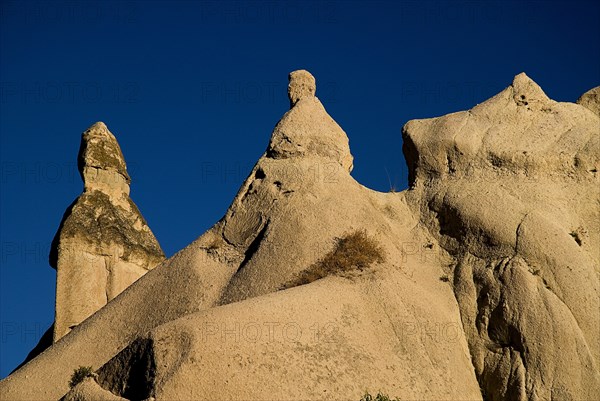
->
[69,366,96,388]
[360,391,400,401]
[282,230,384,289]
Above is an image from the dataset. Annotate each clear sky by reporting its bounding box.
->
[1,0,598,378]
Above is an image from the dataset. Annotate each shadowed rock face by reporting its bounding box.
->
[51,122,165,341]
[0,71,598,401]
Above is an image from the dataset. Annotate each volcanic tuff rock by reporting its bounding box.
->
[0,71,598,401]
[577,86,600,116]
[50,122,165,341]
[402,72,600,400]
[62,377,128,401]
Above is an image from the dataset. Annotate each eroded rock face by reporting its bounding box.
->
[51,122,165,341]
[577,86,600,116]
[61,377,128,401]
[76,71,480,400]
[403,73,600,400]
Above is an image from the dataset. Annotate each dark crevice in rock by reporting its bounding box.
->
[239,169,266,204]
[273,180,294,195]
[401,125,419,188]
[235,221,269,274]
[435,205,466,243]
[569,231,583,246]
[97,337,156,400]
[219,229,237,248]
[254,168,266,180]
[514,214,529,254]
[488,303,524,354]
[447,154,456,174]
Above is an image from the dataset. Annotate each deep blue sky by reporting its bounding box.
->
[1,0,598,378]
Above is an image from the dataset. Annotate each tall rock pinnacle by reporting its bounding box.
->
[78,122,130,197]
[267,69,354,172]
[50,122,165,341]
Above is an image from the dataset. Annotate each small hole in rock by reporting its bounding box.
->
[569,232,582,246]
[255,169,266,179]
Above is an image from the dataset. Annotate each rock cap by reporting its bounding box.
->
[511,72,549,107]
[78,122,131,197]
[288,70,316,107]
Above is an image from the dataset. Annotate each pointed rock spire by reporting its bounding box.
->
[78,121,131,198]
[50,122,165,341]
[267,70,354,172]
[511,72,550,109]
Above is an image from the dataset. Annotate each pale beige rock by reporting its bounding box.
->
[402,73,600,400]
[577,86,600,116]
[1,71,598,401]
[97,276,478,401]
[287,69,316,106]
[268,69,354,172]
[51,122,165,341]
[61,377,127,401]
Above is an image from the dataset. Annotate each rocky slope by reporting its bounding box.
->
[0,71,597,401]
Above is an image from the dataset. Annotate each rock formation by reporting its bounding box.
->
[50,122,165,341]
[403,73,599,400]
[0,71,597,401]
[577,86,600,116]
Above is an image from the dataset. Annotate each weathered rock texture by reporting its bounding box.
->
[577,86,600,116]
[403,73,600,400]
[50,122,165,341]
[0,71,598,401]
[61,377,128,401]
